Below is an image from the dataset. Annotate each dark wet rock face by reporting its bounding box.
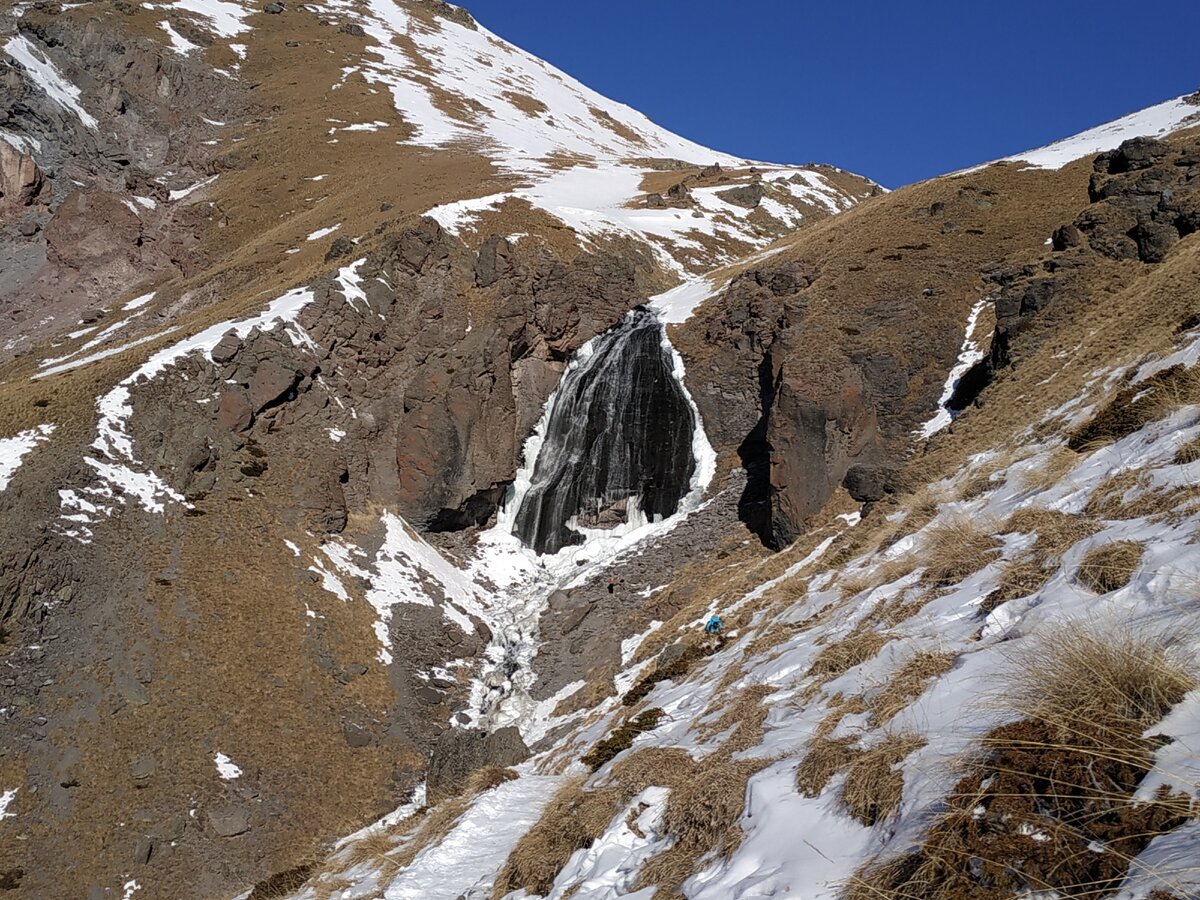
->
[512,308,697,555]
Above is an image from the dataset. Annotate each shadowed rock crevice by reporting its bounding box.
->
[512,307,697,555]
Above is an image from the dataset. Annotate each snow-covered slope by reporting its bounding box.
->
[297,294,1200,900]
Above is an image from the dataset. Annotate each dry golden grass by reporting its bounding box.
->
[1007,625,1195,749]
[796,734,859,798]
[807,622,893,680]
[1003,507,1099,557]
[1076,540,1145,593]
[847,624,1198,899]
[841,731,926,826]
[699,684,773,753]
[1174,433,1200,464]
[917,517,1002,588]
[867,651,957,725]
[636,756,769,897]
[1070,364,1200,451]
[1017,445,1080,494]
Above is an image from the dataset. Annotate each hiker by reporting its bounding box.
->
[705,614,724,635]
[607,577,615,595]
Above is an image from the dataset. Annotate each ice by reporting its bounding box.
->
[0,424,55,491]
[4,35,98,129]
[214,752,243,780]
[648,277,719,325]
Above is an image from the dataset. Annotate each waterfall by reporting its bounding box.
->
[510,307,699,555]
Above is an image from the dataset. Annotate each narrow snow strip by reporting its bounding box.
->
[0,424,56,490]
[34,328,179,379]
[918,296,989,438]
[0,788,17,821]
[307,224,341,241]
[4,35,98,129]
[998,94,1200,171]
[160,20,200,53]
[124,292,156,311]
[169,175,218,202]
[213,752,242,780]
[381,775,564,900]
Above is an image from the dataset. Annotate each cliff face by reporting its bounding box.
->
[1,1,1198,898]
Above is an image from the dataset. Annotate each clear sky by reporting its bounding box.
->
[463,0,1200,188]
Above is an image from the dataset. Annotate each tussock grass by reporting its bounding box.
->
[1076,540,1145,593]
[495,776,623,898]
[1007,625,1194,749]
[807,622,893,680]
[867,651,957,725]
[796,734,859,798]
[982,509,1100,612]
[1017,444,1080,494]
[1003,507,1099,557]
[841,731,926,826]
[582,708,664,771]
[636,756,768,897]
[917,518,1001,588]
[623,638,721,706]
[1173,433,1200,465]
[1069,363,1200,451]
[700,684,773,753]
[848,625,1197,898]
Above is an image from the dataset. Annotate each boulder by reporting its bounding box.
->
[0,142,43,209]
[717,182,764,209]
[207,805,250,838]
[426,726,529,802]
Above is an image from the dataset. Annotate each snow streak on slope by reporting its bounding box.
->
[976,93,1200,173]
[0,424,55,491]
[3,34,98,128]
[51,262,360,540]
[307,329,1200,900]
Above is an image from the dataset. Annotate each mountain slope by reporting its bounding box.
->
[1,2,1199,899]
[290,107,1200,899]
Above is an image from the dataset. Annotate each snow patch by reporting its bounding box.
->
[213,752,242,780]
[3,35,98,129]
[0,424,55,491]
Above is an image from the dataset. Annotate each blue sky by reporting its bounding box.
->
[464,1,1200,187]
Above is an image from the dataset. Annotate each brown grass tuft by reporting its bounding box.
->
[1008,625,1194,749]
[848,625,1197,898]
[841,731,926,826]
[494,777,623,898]
[1076,540,1145,593]
[918,518,1001,588]
[795,734,859,798]
[1174,433,1200,465]
[1017,445,1080,494]
[867,651,957,725]
[636,756,768,896]
[807,622,892,680]
[1069,363,1200,451]
[582,709,664,771]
